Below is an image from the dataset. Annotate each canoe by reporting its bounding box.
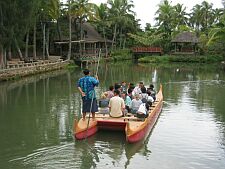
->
[74,85,163,143]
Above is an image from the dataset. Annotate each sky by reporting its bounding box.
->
[89,0,224,28]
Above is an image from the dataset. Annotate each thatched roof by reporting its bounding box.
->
[171,32,199,43]
[82,23,109,42]
[55,22,111,43]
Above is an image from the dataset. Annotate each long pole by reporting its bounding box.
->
[85,49,101,139]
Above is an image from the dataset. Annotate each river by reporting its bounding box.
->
[0,62,225,169]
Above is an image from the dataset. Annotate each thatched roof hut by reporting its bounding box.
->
[171,32,199,43]
[171,32,199,54]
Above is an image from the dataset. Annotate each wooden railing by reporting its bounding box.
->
[132,47,163,54]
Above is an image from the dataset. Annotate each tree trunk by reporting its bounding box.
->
[14,38,23,60]
[67,0,72,60]
[56,19,62,56]
[103,27,108,57]
[112,23,117,49]
[42,22,46,60]
[25,29,29,60]
[46,27,50,59]
[0,45,4,69]
[33,22,37,61]
[119,27,123,49]
[8,46,12,61]
[123,37,126,49]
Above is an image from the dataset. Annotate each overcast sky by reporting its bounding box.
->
[89,0,224,28]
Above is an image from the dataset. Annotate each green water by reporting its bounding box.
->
[0,62,225,169]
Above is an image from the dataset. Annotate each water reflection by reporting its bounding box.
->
[0,62,225,169]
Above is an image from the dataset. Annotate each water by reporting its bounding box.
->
[0,62,225,169]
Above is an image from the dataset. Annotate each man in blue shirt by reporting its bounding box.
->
[77,69,99,120]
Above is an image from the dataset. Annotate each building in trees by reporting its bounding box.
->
[171,32,199,55]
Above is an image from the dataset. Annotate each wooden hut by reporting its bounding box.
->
[55,22,111,61]
[171,32,199,55]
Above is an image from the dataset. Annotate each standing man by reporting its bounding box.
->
[109,89,125,117]
[77,69,99,120]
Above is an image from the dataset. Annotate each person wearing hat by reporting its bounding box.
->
[77,69,99,120]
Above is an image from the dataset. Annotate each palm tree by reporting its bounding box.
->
[70,0,97,40]
[190,4,203,36]
[155,0,174,37]
[95,3,109,56]
[200,1,214,36]
[207,15,225,52]
[173,3,188,30]
[107,0,135,49]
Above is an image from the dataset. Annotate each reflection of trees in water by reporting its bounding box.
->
[0,69,78,151]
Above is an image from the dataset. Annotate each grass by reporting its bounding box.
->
[139,54,224,63]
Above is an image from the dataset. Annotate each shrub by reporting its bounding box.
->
[139,55,224,63]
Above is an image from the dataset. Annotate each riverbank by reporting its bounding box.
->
[138,55,224,63]
[0,59,70,82]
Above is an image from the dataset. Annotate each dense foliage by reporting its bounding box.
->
[0,0,225,69]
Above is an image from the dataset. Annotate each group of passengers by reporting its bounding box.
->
[98,82,156,118]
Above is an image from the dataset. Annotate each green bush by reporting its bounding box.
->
[139,55,224,63]
[111,48,133,61]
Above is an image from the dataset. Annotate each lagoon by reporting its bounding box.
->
[0,62,225,169]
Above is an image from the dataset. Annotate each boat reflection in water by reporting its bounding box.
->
[74,124,156,169]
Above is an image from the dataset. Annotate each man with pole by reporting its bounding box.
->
[77,69,99,120]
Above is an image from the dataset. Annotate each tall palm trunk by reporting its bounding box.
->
[103,27,108,57]
[123,37,126,49]
[112,23,117,49]
[67,0,72,60]
[42,22,46,60]
[25,29,30,60]
[14,38,23,60]
[0,45,4,69]
[56,19,62,56]
[33,22,37,61]
[119,27,123,49]
[46,27,50,59]
[8,46,12,60]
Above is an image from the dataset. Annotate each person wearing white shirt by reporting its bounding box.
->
[132,82,144,97]
[109,89,125,117]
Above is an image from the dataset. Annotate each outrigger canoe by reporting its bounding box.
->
[74,85,163,143]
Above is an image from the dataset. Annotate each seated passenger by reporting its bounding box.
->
[140,86,148,100]
[147,84,156,101]
[121,81,127,93]
[107,85,114,99]
[130,94,142,114]
[109,89,125,117]
[124,91,132,113]
[99,92,109,114]
[137,100,152,118]
[147,90,154,103]
[132,81,144,97]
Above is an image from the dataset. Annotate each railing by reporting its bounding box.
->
[132,47,162,53]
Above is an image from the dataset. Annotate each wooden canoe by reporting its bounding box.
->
[74,85,163,143]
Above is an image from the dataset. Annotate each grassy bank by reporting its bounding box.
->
[139,55,224,63]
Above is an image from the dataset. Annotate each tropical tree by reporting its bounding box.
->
[173,3,188,30]
[207,15,225,55]
[95,3,110,56]
[154,0,175,52]
[189,4,202,36]
[70,0,97,40]
[107,0,136,49]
